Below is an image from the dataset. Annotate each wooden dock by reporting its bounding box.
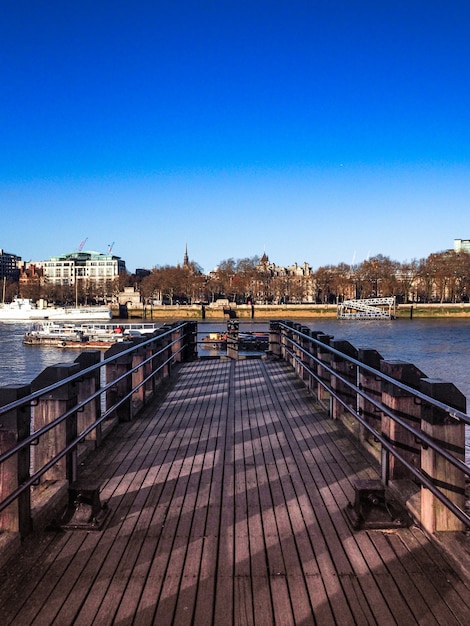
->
[0,357,469,625]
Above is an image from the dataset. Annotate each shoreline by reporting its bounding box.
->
[113,303,470,320]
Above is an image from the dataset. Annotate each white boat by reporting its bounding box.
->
[0,298,112,321]
[24,321,161,348]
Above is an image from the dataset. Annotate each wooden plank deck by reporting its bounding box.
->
[0,357,469,625]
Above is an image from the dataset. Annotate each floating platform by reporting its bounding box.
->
[337,297,396,320]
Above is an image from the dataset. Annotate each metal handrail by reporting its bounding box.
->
[276,321,470,528]
[0,322,193,515]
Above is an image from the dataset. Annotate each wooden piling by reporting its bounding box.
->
[74,351,102,448]
[331,339,358,420]
[0,385,32,537]
[31,363,80,483]
[357,348,383,445]
[419,378,467,533]
[380,360,426,482]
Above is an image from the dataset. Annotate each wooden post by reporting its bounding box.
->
[380,360,426,481]
[291,323,303,377]
[299,326,311,383]
[171,325,183,364]
[31,363,80,483]
[357,349,383,444]
[331,340,358,420]
[317,334,333,407]
[226,320,239,360]
[153,331,167,386]
[131,340,146,415]
[74,351,101,448]
[143,335,157,400]
[280,322,294,364]
[160,325,173,376]
[269,321,281,357]
[305,330,324,398]
[0,385,32,537]
[181,321,197,361]
[419,378,467,533]
[105,341,134,422]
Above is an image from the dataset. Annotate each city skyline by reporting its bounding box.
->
[1,2,469,273]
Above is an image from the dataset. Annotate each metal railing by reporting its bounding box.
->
[0,321,197,540]
[270,320,470,532]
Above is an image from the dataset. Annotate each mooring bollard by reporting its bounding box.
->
[74,351,101,448]
[0,385,32,537]
[331,340,358,420]
[31,363,80,483]
[380,360,426,483]
[419,378,467,532]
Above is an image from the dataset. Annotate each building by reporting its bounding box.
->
[0,248,21,280]
[37,250,126,289]
[255,253,315,303]
[454,239,470,254]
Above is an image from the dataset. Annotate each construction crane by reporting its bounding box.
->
[107,241,115,254]
[77,237,88,252]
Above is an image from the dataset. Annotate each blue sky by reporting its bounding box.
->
[1,1,469,273]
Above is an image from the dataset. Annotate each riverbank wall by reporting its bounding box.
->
[113,303,470,320]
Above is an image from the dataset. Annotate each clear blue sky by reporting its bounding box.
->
[1,1,469,273]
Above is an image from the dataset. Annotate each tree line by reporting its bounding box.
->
[7,249,470,305]
[135,250,470,305]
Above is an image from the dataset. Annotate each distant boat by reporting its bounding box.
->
[0,298,112,322]
[23,320,161,348]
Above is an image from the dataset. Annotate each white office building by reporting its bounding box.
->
[37,250,126,287]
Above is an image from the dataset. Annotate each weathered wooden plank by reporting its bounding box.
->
[0,357,469,626]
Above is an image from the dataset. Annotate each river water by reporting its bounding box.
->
[1,318,469,397]
[1,318,469,457]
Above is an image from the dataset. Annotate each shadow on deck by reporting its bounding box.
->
[0,358,469,625]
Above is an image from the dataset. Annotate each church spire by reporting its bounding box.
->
[183,243,189,267]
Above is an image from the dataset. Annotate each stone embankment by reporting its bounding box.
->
[112,302,470,320]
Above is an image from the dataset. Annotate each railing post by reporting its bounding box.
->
[280,322,293,363]
[105,341,134,422]
[331,340,358,420]
[159,325,173,377]
[171,324,183,363]
[298,326,311,383]
[183,321,198,361]
[226,320,239,360]
[419,379,467,532]
[269,320,281,357]
[143,335,157,400]
[317,334,333,407]
[380,360,426,482]
[153,330,167,386]
[0,385,32,538]
[291,323,303,377]
[131,339,146,415]
[31,363,80,484]
[74,351,102,449]
[302,330,315,392]
[357,349,383,445]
